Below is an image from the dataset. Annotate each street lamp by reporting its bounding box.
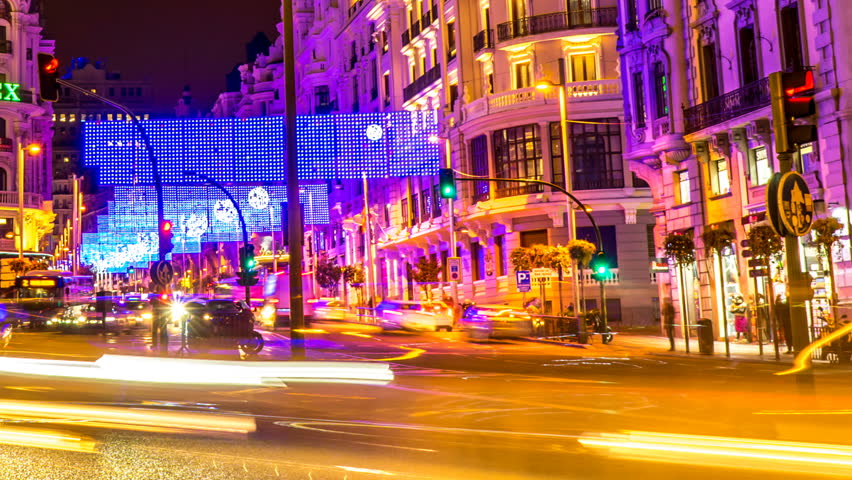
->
[18,142,41,260]
[535,79,580,315]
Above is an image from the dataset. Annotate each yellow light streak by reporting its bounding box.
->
[579,430,852,476]
[292,328,328,334]
[0,425,97,453]
[371,346,426,362]
[342,332,374,338]
[776,321,852,375]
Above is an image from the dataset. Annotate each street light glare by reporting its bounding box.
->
[26,144,41,155]
[535,81,554,91]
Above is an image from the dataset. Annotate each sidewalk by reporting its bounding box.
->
[614,333,798,363]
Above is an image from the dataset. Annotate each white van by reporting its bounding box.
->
[376,300,454,332]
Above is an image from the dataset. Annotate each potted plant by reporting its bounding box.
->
[663,232,695,353]
[701,226,735,355]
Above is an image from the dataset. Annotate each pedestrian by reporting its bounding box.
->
[730,294,750,342]
[662,300,675,351]
[775,295,792,353]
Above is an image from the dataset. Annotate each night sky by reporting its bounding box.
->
[43,0,281,114]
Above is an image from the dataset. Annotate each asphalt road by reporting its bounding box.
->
[0,324,848,479]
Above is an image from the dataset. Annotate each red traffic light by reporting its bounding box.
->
[160,220,173,233]
[42,57,59,75]
[784,70,814,98]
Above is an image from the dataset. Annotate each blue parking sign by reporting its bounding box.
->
[516,270,531,292]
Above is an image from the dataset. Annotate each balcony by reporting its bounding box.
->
[403,64,441,102]
[0,41,11,55]
[496,181,543,199]
[473,29,494,53]
[572,175,625,191]
[462,79,621,122]
[496,8,617,43]
[347,0,365,17]
[0,191,41,208]
[683,76,771,134]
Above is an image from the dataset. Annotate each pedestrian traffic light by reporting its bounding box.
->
[438,168,456,199]
[770,70,817,154]
[158,220,174,256]
[589,252,611,282]
[37,53,60,102]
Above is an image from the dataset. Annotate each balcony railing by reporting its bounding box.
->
[683,76,771,134]
[0,41,11,55]
[0,191,41,208]
[403,64,441,102]
[463,80,621,122]
[496,8,617,42]
[473,29,494,52]
[496,181,543,199]
[572,175,625,191]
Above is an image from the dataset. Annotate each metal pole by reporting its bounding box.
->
[557,84,580,317]
[282,0,306,359]
[447,140,458,306]
[270,205,277,273]
[310,192,319,300]
[17,145,24,260]
[362,175,375,307]
[71,175,80,274]
[777,153,809,353]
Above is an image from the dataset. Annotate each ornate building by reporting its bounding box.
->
[0,0,54,286]
[619,0,851,338]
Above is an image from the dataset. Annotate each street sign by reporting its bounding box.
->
[531,267,556,278]
[151,260,175,286]
[748,258,767,268]
[516,270,531,293]
[767,171,814,236]
[749,269,768,277]
[447,257,462,282]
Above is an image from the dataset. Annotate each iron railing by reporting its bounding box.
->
[495,181,543,199]
[572,175,625,191]
[473,29,494,52]
[403,64,441,102]
[497,8,617,42]
[683,77,771,134]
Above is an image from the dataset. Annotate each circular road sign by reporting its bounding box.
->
[153,260,175,286]
[772,171,815,237]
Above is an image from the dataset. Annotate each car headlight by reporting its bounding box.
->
[141,312,153,320]
[203,314,211,320]
[261,305,275,320]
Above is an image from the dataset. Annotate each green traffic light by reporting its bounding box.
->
[596,266,606,274]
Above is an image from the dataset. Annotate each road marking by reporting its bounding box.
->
[5,386,55,392]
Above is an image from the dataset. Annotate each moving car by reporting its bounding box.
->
[376,299,454,332]
[460,304,533,340]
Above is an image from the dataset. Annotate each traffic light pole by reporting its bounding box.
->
[182,172,251,304]
[57,79,169,350]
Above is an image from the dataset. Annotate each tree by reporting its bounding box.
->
[342,265,366,306]
[411,257,440,300]
[748,224,784,357]
[316,257,343,295]
[8,259,30,276]
[663,232,696,353]
[701,226,735,354]
[25,210,56,252]
[811,217,843,308]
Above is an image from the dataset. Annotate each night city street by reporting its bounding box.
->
[0,0,848,478]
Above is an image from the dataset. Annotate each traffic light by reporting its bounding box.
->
[237,244,259,286]
[589,252,611,282]
[438,168,456,199]
[37,54,60,102]
[158,220,174,256]
[770,70,817,154]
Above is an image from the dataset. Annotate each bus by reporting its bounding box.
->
[14,271,95,325]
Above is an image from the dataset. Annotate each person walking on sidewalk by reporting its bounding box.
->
[662,300,676,351]
[775,295,793,353]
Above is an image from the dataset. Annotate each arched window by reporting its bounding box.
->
[0,118,6,138]
[0,168,7,191]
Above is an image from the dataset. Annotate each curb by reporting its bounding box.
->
[521,337,588,349]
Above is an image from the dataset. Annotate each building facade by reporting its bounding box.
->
[212,0,661,324]
[618,0,851,338]
[0,1,54,286]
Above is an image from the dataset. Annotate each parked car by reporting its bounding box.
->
[460,304,533,340]
[376,299,454,332]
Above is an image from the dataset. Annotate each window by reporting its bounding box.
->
[710,158,730,195]
[431,47,438,66]
[432,184,442,217]
[632,72,646,128]
[738,25,758,85]
[469,135,490,202]
[700,43,720,100]
[625,0,638,30]
[551,118,624,190]
[495,235,507,276]
[0,118,5,137]
[400,198,409,227]
[749,146,772,185]
[421,188,431,220]
[0,168,6,190]
[383,72,390,99]
[447,21,457,59]
[471,242,485,281]
[647,0,662,12]
[800,142,817,173]
[569,53,596,82]
[513,62,531,89]
[520,230,548,248]
[646,224,656,258]
[492,124,543,197]
[653,62,669,117]
[676,170,691,204]
[780,3,804,71]
[411,192,420,224]
[449,84,458,111]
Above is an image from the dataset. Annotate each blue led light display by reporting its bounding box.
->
[81,184,329,272]
[83,111,440,185]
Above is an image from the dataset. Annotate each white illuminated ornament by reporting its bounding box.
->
[366,124,383,141]
[248,187,270,210]
[182,214,209,238]
[213,200,238,224]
